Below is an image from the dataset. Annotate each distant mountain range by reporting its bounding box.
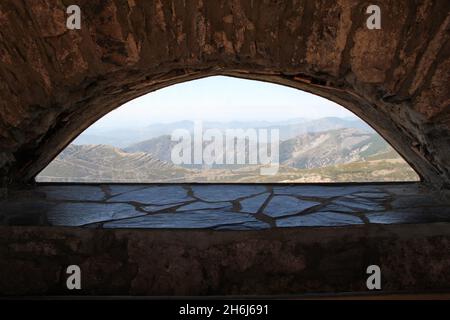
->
[279,128,388,168]
[124,128,389,169]
[38,144,190,183]
[38,126,418,183]
[74,117,372,147]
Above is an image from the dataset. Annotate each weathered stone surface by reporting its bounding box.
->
[273,185,365,197]
[2,183,450,229]
[264,196,320,218]
[332,195,385,212]
[367,208,450,224]
[107,185,149,196]
[0,1,448,193]
[366,211,439,224]
[108,186,193,205]
[47,203,142,226]
[384,184,423,195]
[214,220,271,230]
[276,212,364,227]
[143,203,185,213]
[176,201,232,211]
[192,185,266,202]
[352,192,389,199]
[103,210,261,229]
[317,203,358,213]
[391,195,445,209]
[239,192,270,213]
[1,224,449,296]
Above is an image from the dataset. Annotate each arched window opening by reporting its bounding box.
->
[36,76,419,183]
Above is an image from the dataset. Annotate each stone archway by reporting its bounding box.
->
[0,0,449,191]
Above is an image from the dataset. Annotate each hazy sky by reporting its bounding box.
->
[90,76,356,129]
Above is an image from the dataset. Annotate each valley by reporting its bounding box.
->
[37,119,419,183]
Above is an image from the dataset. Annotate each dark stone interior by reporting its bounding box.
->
[0,0,449,297]
[1,222,450,296]
[1,182,450,296]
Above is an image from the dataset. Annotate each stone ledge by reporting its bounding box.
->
[2,183,449,229]
[0,223,449,296]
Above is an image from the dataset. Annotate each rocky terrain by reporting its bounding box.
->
[38,144,191,183]
[37,127,418,183]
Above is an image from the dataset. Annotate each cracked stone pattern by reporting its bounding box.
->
[263,196,320,218]
[191,185,266,202]
[103,210,267,230]
[107,186,194,205]
[48,203,144,227]
[240,193,270,214]
[1,183,450,230]
[277,212,364,227]
[143,203,187,213]
[177,201,232,212]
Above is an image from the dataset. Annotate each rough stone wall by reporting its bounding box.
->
[0,0,449,189]
[1,224,450,296]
